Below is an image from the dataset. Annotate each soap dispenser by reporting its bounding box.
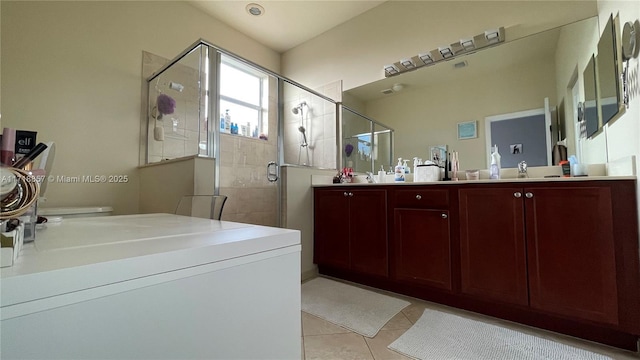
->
[394,158,405,182]
[490,145,501,179]
[403,159,410,174]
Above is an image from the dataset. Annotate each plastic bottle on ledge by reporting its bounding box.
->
[224,109,231,133]
[394,158,405,182]
[490,145,501,179]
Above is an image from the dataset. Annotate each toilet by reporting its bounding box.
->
[38,206,113,219]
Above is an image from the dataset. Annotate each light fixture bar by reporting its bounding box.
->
[439,47,453,59]
[400,58,416,70]
[418,53,433,64]
[384,26,505,77]
[461,39,475,51]
[383,64,400,76]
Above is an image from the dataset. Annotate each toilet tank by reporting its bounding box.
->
[38,206,113,219]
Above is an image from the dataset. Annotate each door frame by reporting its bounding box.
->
[484,103,552,168]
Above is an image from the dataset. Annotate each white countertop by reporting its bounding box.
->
[1,214,300,308]
[312,175,637,187]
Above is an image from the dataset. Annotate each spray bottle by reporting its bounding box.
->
[490,145,501,179]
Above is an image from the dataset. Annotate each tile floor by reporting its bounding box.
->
[301,279,640,360]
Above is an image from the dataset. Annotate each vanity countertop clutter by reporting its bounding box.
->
[313,175,640,351]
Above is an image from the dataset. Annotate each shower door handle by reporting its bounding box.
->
[267,161,279,182]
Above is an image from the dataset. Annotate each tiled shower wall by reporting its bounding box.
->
[218,77,279,227]
[143,51,206,163]
[283,81,339,169]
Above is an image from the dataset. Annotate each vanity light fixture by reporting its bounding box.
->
[400,58,416,70]
[418,53,434,65]
[460,39,475,51]
[485,29,500,44]
[383,64,400,76]
[246,3,265,16]
[384,27,504,78]
[439,47,454,59]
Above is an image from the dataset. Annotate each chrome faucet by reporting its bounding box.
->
[517,161,528,178]
[365,171,376,183]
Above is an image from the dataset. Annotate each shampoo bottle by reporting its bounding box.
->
[490,145,501,179]
[224,109,231,133]
[394,158,405,182]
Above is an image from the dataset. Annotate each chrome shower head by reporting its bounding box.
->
[298,126,308,147]
[291,101,307,115]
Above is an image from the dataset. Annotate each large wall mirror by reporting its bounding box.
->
[584,55,599,137]
[597,14,621,125]
[343,17,600,170]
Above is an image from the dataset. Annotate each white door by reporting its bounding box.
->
[485,98,552,168]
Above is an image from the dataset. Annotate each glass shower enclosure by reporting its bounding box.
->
[145,39,340,226]
[341,106,394,174]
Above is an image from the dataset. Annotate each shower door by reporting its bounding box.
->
[214,52,280,226]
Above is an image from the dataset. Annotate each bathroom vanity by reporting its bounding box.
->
[1,214,301,359]
[313,178,640,351]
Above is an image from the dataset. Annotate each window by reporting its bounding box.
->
[219,55,268,139]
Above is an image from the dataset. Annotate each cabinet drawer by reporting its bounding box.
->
[394,188,449,209]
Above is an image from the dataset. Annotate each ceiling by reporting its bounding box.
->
[188,1,387,53]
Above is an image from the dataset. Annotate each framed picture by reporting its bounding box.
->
[457,120,478,140]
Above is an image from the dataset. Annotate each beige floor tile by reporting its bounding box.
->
[303,333,374,360]
[380,311,412,331]
[364,329,413,360]
[302,312,351,336]
[400,302,428,324]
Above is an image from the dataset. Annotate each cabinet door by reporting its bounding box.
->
[314,189,350,270]
[349,189,388,277]
[459,187,528,306]
[394,208,452,290]
[525,186,618,325]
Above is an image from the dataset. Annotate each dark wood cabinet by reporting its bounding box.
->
[313,180,640,351]
[314,187,388,277]
[313,189,350,270]
[459,185,621,323]
[458,187,528,306]
[392,188,452,290]
[525,186,618,325]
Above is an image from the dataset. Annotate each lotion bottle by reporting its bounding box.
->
[394,158,405,182]
[490,145,501,179]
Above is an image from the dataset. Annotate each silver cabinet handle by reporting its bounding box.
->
[348,192,354,197]
[514,192,522,198]
[441,213,448,219]
[525,192,533,198]
[343,192,349,197]
[416,194,422,200]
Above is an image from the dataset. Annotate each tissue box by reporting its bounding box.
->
[1,221,25,268]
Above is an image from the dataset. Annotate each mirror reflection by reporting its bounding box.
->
[584,55,599,138]
[341,107,394,173]
[597,15,620,125]
[343,17,599,170]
